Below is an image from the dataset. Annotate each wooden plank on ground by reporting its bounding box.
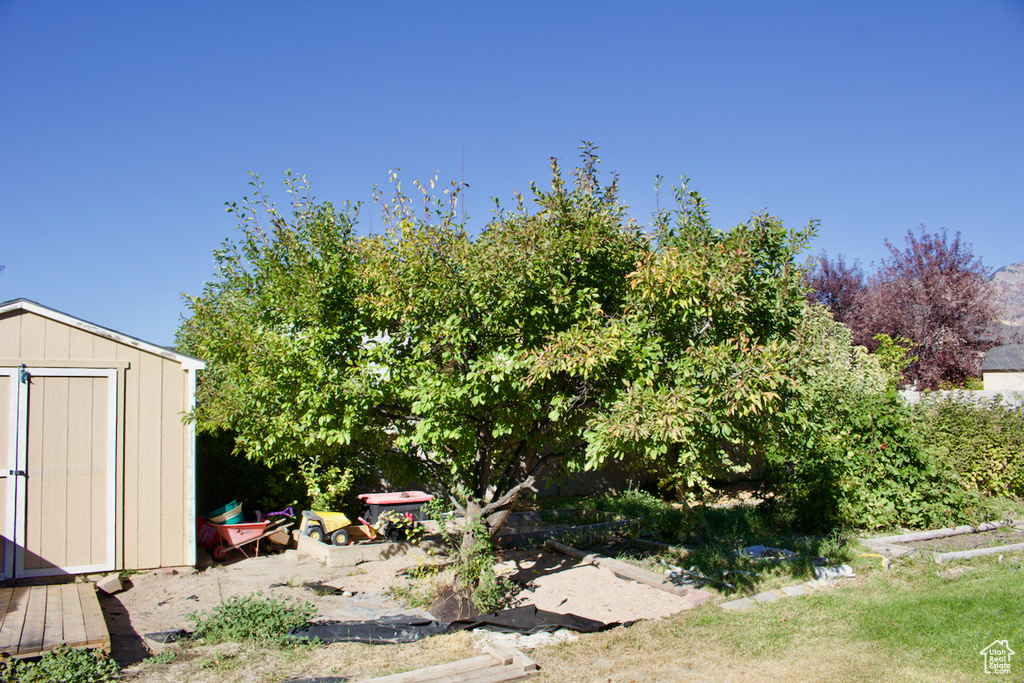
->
[77,583,110,650]
[0,587,28,654]
[0,587,14,632]
[934,541,1024,564]
[362,654,498,682]
[546,539,694,598]
[365,664,533,683]
[448,665,537,683]
[41,584,64,653]
[18,585,47,655]
[483,642,538,672]
[60,582,88,647]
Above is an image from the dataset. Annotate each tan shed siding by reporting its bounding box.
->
[136,351,165,569]
[69,327,96,360]
[24,375,47,570]
[42,319,71,360]
[0,372,9,576]
[137,350,164,569]
[20,314,46,360]
[0,316,20,356]
[161,361,185,566]
[184,368,196,565]
[117,344,142,569]
[34,377,72,571]
[90,376,108,564]
[65,377,91,565]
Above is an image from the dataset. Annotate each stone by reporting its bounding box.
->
[781,585,806,597]
[683,589,714,609]
[721,597,756,611]
[753,591,781,603]
[95,574,124,594]
[814,564,855,581]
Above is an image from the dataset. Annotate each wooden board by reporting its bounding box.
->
[0,586,30,654]
[362,644,538,682]
[0,584,110,657]
[546,539,696,598]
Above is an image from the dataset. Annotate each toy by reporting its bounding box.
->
[299,510,360,546]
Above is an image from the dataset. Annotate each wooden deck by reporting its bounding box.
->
[0,584,110,658]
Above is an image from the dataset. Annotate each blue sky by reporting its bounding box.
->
[2,1,1022,345]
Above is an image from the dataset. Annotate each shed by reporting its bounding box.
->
[982,344,1024,391]
[0,299,204,579]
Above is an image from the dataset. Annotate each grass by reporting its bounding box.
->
[128,554,1024,682]
[528,554,1024,682]
[125,493,1024,682]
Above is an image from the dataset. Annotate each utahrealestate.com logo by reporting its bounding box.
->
[980,640,1015,675]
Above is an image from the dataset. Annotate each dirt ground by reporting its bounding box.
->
[100,541,706,668]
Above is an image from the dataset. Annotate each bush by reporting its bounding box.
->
[914,395,1024,497]
[186,591,316,646]
[761,390,982,532]
[0,646,119,683]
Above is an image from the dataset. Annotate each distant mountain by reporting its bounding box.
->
[988,261,1024,342]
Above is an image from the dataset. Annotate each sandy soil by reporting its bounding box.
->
[100,542,707,667]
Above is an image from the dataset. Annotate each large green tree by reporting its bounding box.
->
[357,150,650,547]
[177,172,379,507]
[181,147,815,575]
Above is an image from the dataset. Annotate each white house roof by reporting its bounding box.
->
[0,298,205,371]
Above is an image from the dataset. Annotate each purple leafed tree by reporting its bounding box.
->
[856,225,997,389]
[805,251,865,326]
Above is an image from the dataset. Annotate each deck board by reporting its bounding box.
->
[42,585,64,652]
[0,586,29,654]
[0,587,13,632]
[18,586,46,655]
[78,583,109,648]
[60,583,87,647]
[0,584,110,657]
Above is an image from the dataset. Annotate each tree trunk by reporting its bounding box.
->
[458,499,485,575]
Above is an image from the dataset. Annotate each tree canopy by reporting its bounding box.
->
[179,146,816,541]
[854,226,996,389]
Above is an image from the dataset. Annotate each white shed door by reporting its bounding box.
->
[1,367,117,578]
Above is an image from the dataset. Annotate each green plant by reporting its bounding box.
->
[588,488,692,542]
[763,389,983,532]
[915,394,1024,497]
[398,498,518,613]
[147,650,177,665]
[872,333,916,391]
[376,509,426,544]
[186,591,317,646]
[0,646,119,683]
[299,455,355,511]
[387,558,447,608]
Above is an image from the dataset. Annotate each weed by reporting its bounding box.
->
[186,591,317,646]
[147,650,177,665]
[387,559,446,608]
[0,646,119,683]
[588,488,694,542]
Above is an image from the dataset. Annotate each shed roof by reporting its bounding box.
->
[982,344,1024,372]
[0,298,204,370]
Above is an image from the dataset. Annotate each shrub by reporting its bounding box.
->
[186,591,316,646]
[0,646,119,683]
[914,395,1024,497]
[761,390,982,532]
